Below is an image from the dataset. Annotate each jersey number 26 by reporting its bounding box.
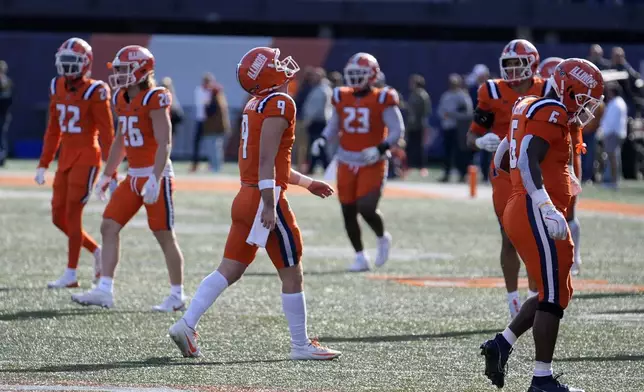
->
[118,116,144,147]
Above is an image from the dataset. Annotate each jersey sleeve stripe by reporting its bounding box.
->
[112,88,120,106]
[50,77,57,96]
[143,87,165,105]
[541,79,552,97]
[486,80,500,100]
[83,81,103,100]
[332,87,341,104]
[378,87,390,104]
[526,98,566,119]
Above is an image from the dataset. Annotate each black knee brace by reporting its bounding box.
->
[537,301,564,319]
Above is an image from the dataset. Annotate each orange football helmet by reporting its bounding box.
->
[344,52,380,89]
[537,57,564,79]
[55,37,93,79]
[551,58,604,127]
[236,47,299,97]
[499,39,540,84]
[107,45,155,90]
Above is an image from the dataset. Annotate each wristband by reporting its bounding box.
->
[258,179,275,190]
[377,142,390,154]
[298,175,313,188]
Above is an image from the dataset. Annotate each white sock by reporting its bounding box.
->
[93,247,101,258]
[502,327,518,346]
[183,271,228,330]
[170,284,184,299]
[507,290,521,313]
[64,268,77,281]
[281,291,309,346]
[527,289,539,299]
[568,218,581,264]
[534,361,553,377]
[98,276,113,293]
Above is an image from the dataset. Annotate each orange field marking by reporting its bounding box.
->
[370,275,644,292]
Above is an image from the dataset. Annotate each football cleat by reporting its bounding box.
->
[348,253,370,272]
[153,295,187,312]
[528,374,584,392]
[169,318,202,358]
[71,287,114,308]
[375,232,392,268]
[480,334,513,389]
[290,338,341,360]
[47,274,80,289]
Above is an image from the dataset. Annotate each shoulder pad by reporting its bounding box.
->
[378,86,399,106]
[83,80,110,101]
[332,86,352,105]
[257,92,296,119]
[143,87,171,109]
[482,79,503,100]
[525,98,568,126]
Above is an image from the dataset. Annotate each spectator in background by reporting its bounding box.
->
[202,81,231,172]
[302,67,333,173]
[161,77,184,135]
[611,46,641,116]
[0,60,12,167]
[437,74,473,183]
[466,64,491,181]
[294,66,314,172]
[191,72,216,172]
[598,82,628,189]
[328,71,343,88]
[582,101,604,183]
[405,74,431,175]
[587,44,611,70]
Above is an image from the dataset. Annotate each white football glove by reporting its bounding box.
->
[141,175,161,205]
[34,167,46,185]
[569,165,582,196]
[361,146,382,165]
[532,189,568,240]
[475,133,501,152]
[310,137,326,157]
[94,174,113,202]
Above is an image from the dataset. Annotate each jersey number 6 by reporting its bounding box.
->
[118,116,144,147]
[509,118,518,169]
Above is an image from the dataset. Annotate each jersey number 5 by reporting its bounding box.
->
[118,116,144,147]
[509,118,518,169]
[343,107,370,134]
[55,104,81,133]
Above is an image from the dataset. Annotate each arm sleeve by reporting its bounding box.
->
[321,109,340,140]
[38,100,62,168]
[92,84,114,161]
[383,105,405,145]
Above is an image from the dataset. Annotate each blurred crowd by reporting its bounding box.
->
[1,42,644,189]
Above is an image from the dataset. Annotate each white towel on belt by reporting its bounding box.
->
[246,186,282,248]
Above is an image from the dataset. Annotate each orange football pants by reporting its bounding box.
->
[503,194,574,309]
[51,165,100,269]
[223,186,303,269]
[490,162,512,226]
[337,160,387,205]
[103,175,175,231]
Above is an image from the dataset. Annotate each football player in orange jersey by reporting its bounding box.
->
[466,39,548,318]
[480,59,603,392]
[71,45,185,311]
[35,38,115,289]
[168,47,340,360]
[311,53,404,272]
[538,57,584,276]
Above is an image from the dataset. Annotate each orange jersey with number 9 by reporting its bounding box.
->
[239,92,296,189]
[508,96,572,212]
[112,86,171,169]
[332,86,399,152]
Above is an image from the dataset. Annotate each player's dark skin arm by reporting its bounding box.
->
[507,134,561,363]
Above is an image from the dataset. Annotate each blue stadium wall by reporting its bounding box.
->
[2,32,643,159]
